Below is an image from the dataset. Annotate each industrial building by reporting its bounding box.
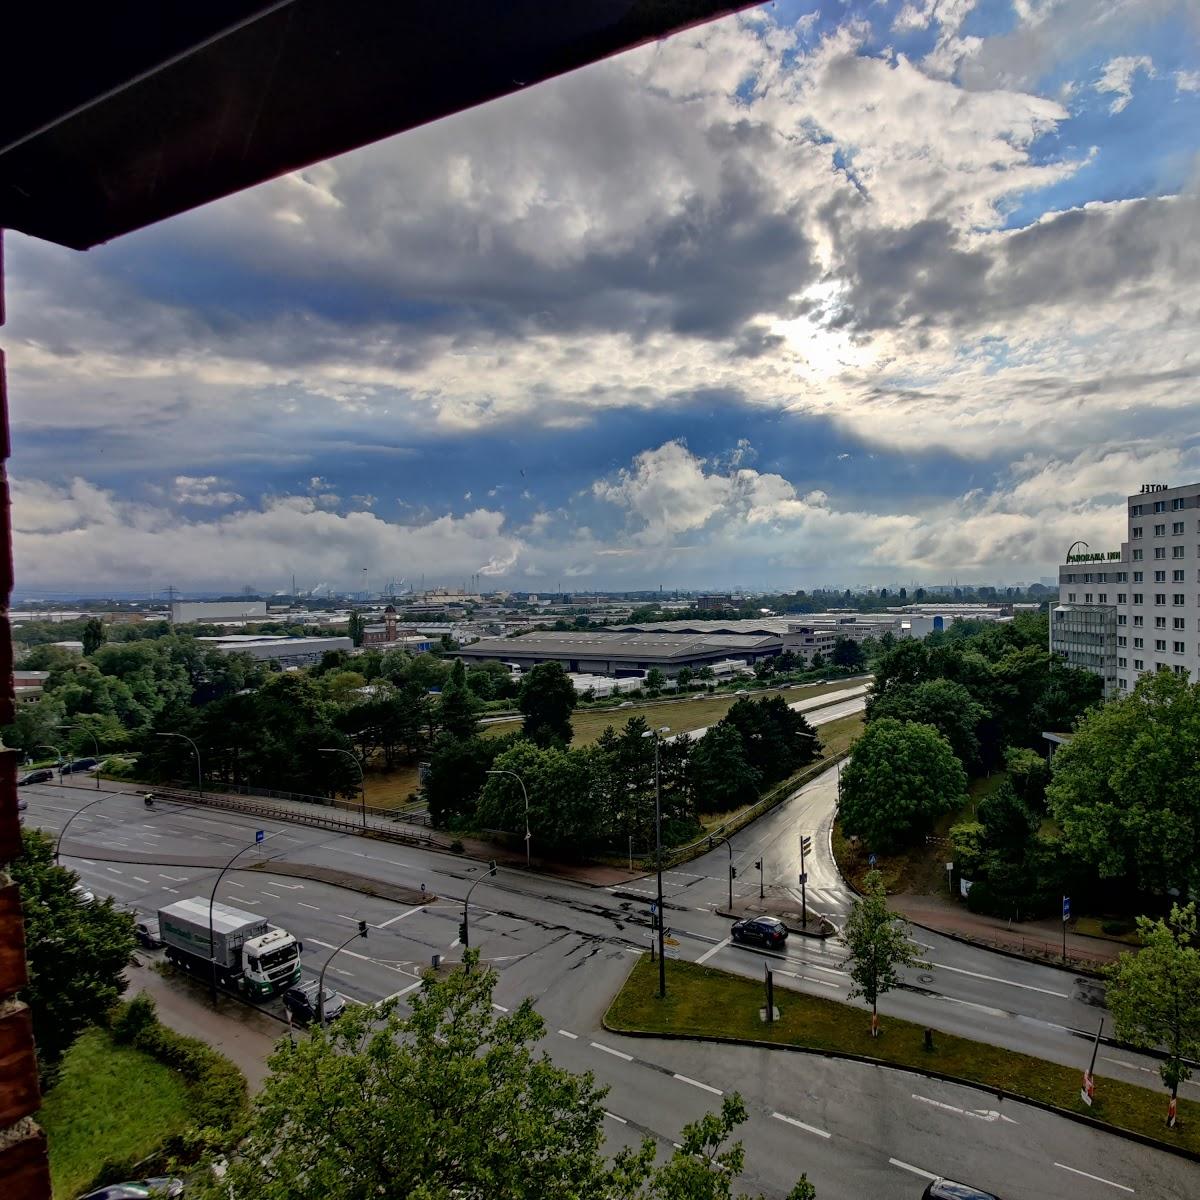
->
[170,600,268,624]
[1053,481,1200,697]
[198,634,353,669]
[454,630,780,677]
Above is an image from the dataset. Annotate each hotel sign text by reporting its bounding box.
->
[1067,551,1122,563]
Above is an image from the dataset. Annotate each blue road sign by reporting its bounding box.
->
[650,902,657,915]
[256,829,265,844]
[1062,895,1071,921]
[868,854,877,867]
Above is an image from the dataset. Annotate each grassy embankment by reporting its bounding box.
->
[606,955,1200,1156]
[40,1028,193,1198]
[363,679,866,810]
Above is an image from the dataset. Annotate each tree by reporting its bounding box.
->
[519,661,577,748]
[81,616,106,656]
[838,719,967,852]
[645,667,666,693]
[1046,671,1200,896]
[831,637,864,671]
[1004,745,1050,809]
[866,678,988,771]
[200,957,814,1200]
[689,724,761,814]
[977,781,1038,855]
[347,609,364,647]
[676,666,694,690]
[843,870,919,1037]
[10,828,135,1081]
[438,659,482,740]
[425,733,513,827]
[1106,903,1200,1125]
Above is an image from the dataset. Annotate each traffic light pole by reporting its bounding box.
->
[461,860,497,969]
[799,833,811,927]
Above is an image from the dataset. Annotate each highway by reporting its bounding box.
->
[19,693,1199,1198]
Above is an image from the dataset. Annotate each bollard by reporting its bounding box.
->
[924,1027,934,1053]
[765,965,775,1023]
[432,953,441,970]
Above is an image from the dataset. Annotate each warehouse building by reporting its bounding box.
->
[198,633,353,669]
[170,600,268,624]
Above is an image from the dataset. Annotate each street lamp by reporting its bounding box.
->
[486,768,531,869]
[37,742,64,785]
[207,831,277,1003]
[460,860,497,969]
[58,723,101,788]
[318,919,368,1023]
[707,834,735,912]
[641,725,670,999]
[156,731,203,796]
[54,791,115,864]
[318,747,366,831]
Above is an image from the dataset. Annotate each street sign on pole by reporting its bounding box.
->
[868,853,877,867]
[255,829,264,844]
[797,872,808,885]
[1062,895,1070,962]
[799,834,809,926]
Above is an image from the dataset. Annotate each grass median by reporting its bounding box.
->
[605,955,1200,1156]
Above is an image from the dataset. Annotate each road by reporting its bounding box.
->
[672,683,870,743]
[19,698,1198,1197]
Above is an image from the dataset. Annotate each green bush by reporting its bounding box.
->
[111,993,157,1044]
[1102,918,1135,936]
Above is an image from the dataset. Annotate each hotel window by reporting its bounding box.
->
[1118,593,1128,604]
[1133,549,1143,561]
[1155,570,1166,582]
[1175,594,1186,605]
[1156,617,1166,628]
[1134,658,1145,670]
[1174,665,1188,677]
[1118,636,1127,647]
[1116,571,1128,581]
[1174,546,1186,558]
[1119,677,1128,688]
[1132,526,1143,538]
[1155,547,1166,559]
[1134,614,1144,626]
[1155,593,1166,605]
[1176,571,1186,582]
[1174,522,1185,534]
[1067,592,1076,602]
[1155,523,1166,536]
[1134,637,1144,648]
[1084,593,1092,603]
[1118,613,1126,624]
[1175,642,1186,654]
[1155,500,1167,512]
[1118,657,1128,668]
[1098,593,1107,603]
[1133,595,1143,606]
[1173,498,1186,510]
[1156,639,1167,652]
[1176,618,1186,630]
[1134,571,1144,582]
[1130,504,1143,516]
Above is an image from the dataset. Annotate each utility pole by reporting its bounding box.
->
[642,725,669,998]
[799,834,812,927]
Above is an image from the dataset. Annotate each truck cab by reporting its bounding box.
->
[241,927,302,997]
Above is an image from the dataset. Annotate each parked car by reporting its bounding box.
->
[71,882,95,905]
[135,916,164,949]
[730,915,788,949]
[17,768,53,786]
[79,1178,184,1199]
[283,979,347,1024]
[921,1180,1002,1200]
[65,756,98,773]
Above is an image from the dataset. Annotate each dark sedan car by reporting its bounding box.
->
[135,917,164,949]
[731,916,788,949]
[922,1179,1002,1200]
[17,768,53,785]
[283,980,347,1024]
[79,1178,183,1199]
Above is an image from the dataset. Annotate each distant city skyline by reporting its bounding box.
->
[5,1,1198,591]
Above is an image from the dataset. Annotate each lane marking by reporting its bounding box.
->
[77,858,95,866]
[379,905,427,929]
[931,961,1069,998]
[337,914,358,922]
[106,867,123,875]
[133,876,150,884]
[261,891,282,900]
[779,970,839,990]
[910,1094,1018,1124]
[1054,1164,1134,1193]
[381,981,423,1002]
[696,937,730,965]
[889,1159,938,1181]
[449,938,461,949]
[674,1073,722,1095]
[159,873,188,882]
[162,887,179,894]
[229,880,245,888]
[332,968,354,978]
[771,1111,831,1139]
[271,882,304,889]
[591,1041,633,1062]
[558,1029,578,1040]
[604,1111,628,1125]
[937,995,1009,1019]
[298,902,320,910]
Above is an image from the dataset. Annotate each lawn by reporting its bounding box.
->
[606,955,1200,1156]
[40,1027,193,1199]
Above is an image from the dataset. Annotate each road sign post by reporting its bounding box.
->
[799,835,812,926]
[1062,895,1071,962]
[764,963,775,1024]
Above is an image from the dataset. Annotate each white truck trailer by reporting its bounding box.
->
[159,896,302,998]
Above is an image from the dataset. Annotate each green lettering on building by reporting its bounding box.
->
[1066,551,1122,563]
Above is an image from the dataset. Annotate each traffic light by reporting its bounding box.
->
[754,859,762,871]
[358,919,368,938]
[730,866,737,878]
[800,835,813,858]
[459,920,468,943]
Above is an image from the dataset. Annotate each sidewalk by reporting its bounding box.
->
[123,959,281,1092]
[889,893,1129,971]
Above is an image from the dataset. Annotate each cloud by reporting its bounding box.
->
[1176,69,1200,92]
[173,475,243,507]
[1095,55,1155,113]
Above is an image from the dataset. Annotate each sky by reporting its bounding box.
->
[5,0,1200,595]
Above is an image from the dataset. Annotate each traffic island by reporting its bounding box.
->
[604,955,1200,1160]
[716,890,835,938]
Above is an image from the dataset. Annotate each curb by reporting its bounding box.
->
[599,1020,1200,1165]
[714,908,834,939]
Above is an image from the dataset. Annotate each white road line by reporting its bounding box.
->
[931,961,1068,998]
[604,1111,628,1125]
[780,971,840,990]
[133,876,150,884]
[77,858,95,866]
[492,1003,509,1013]
[889,1159,939,1181]
[449,938,461,949]
[298,902,320,910]
[238,898,260,906]
[938,995,1010,1018]
[771,1111,831,1139]
[271,882,304,889]
[1054,1163,1134,1192]
[696,937,730,965]
[162,887,178,894]
[332,968,354,978]
[337,914,358,922]
[261,892,281,900]
[379,905,427,929]
[159,873,188,882]
[106,867,123,875]
[381,981,423,1002]
[229,880,245,888]
[557,1029,579,1040]
[591,1041,633,1062]
[674,1073,722,1095]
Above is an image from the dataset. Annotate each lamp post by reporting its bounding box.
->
[641,725,670,999]
[460,860,497,969]
[53,792,114,864]
[318,747,366,831]
[58,723,101,788]
[156,731,203,796]
[207,832,277,1003]
[486,768,531,869]
[318,919,367,1023]
[37,742,64,785]
[708,834,735,911]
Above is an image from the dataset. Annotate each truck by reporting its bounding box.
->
[158,897,303,999]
